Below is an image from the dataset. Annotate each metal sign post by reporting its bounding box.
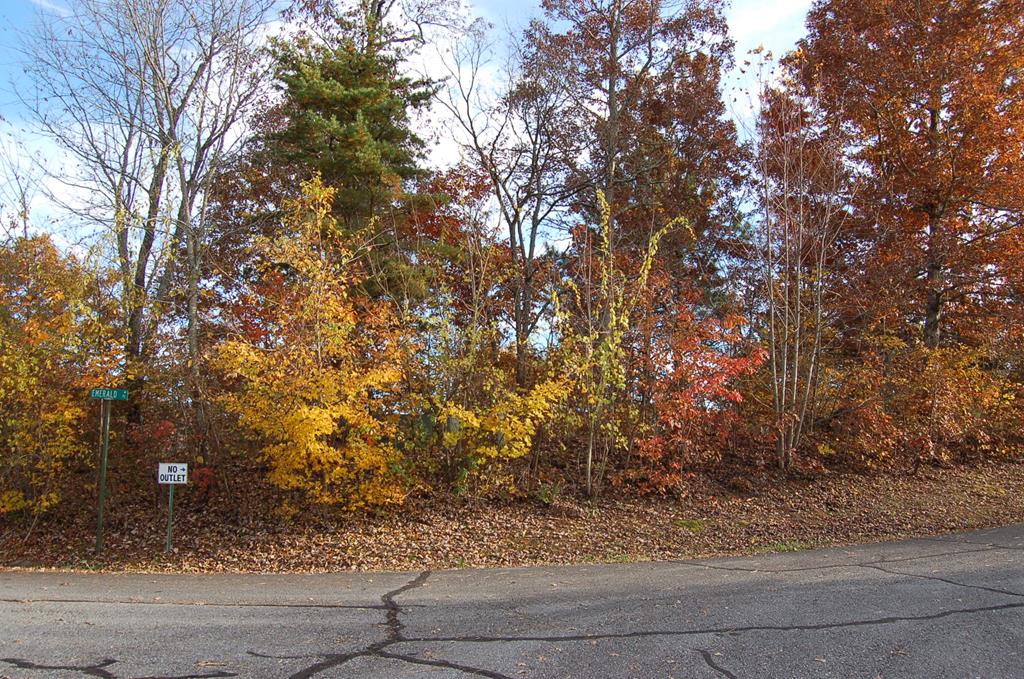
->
[90,388,128,555]
[157,463,188,553]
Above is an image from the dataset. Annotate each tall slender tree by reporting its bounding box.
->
[439,22,583,387]
[527,0,746,491]
[25,0,273,432]
[749,58,855,470]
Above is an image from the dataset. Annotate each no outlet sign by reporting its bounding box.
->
[157,463,187,552]
[157,463,188,485]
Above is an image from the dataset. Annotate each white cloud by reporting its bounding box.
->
[27,0,71,17]
[727,0,811,50]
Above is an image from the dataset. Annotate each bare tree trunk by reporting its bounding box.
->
[924,215,945,348]
[585,414,596,497]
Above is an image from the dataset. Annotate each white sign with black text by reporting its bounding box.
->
[157,463,188,485]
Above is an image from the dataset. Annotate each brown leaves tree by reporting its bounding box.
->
[800,0,1024,349]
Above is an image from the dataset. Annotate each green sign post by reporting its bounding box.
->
[91,388,128,401]
[91,388,127,555]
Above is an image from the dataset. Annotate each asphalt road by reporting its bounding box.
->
[1,525,1022,679]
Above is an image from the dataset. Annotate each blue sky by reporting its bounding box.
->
[1,0,813,109]
[0,0,813,221]
[468,0,814,61]
[0,1,38,114]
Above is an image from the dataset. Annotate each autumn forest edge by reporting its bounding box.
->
[2,0,1023,524]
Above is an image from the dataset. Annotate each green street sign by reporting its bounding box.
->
[91,388,128,401]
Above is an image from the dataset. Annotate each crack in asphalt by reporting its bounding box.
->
[273,570,516,679]
[0,657,235,679]
[684,543,1024,599]
[281,651,364,679]
[247,651,323,661]
[860,563,1024,598]
[380,570,430,644]
[697,649,739,679]
[375,650,514,678]
[401,601,1024,644]
[0,658,120,679]
[922,536,1024,551]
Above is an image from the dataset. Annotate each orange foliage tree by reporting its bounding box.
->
[0,236,119,514]
[792,0,1024,464]
[801,0,1024,347]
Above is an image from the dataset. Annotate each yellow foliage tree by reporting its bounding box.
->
[555,191,670,496]
[0,236,119,514]
[398,185,571,491]
[437,372,570,463]
[213,177,406,509]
